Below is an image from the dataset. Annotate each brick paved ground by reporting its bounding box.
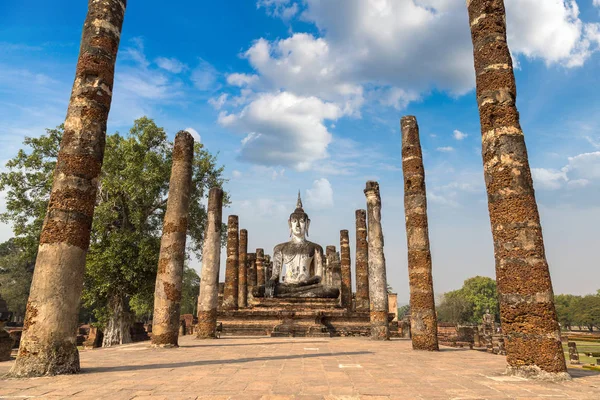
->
[1,336,598,399]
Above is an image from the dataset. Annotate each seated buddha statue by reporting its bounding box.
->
[253,193,340,299]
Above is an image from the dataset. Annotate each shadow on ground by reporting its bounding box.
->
[183,340,328,348]
[83,351,372,374]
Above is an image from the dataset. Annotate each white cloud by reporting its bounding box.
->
[306,178,334,209]
[532,151,600,190]
[453,129,468,141]
[218,91,343,171]
[191,59,220,91]
[505,0,600,67]
[155,57,187,73]
[208,93,229,110]
[257,0,299,20]
[232,170,242,179]
[217,0,600,171]
[184,127,201,143]
[226,73,259,87]
[436,146,454,152]
[531,168,567,190]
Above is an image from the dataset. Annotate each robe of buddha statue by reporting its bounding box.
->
[253,193,340,299]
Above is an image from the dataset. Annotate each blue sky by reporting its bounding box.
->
[1,0,600,303]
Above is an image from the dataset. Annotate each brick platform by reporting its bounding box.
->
[1,336,598,399]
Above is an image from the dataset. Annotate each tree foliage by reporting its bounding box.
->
[0,118,227,340]
[0,239,34,320]
[436,276,499,324]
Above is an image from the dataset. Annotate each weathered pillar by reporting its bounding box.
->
[9,0,127,378]
[355,210,370,312]
[196,187,224,339]
[222,215,239,310]
[325,245,335,286]
[238,229,248,308]
[256,249,265,286]
[264,255,272,280]
[364,181,389,340]
[340,230,353,310]
[467,0,568,379]
[247,253,257,287]
[151,130,194,347]
[401,116,439,351]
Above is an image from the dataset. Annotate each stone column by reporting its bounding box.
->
[256,249,265,286]
[222,215,239,310]
[196,187,224,339]
[364,181,389,340]
[247,253,257,287]
[325,245,335,286]
[467,0,568,379]
[238,229,248,308]
[401,116,439,351]
[264,255,272,280]
[340,230,353,310]
[355,210,370,312]
[9,0,127,378]
[151,130,194,347]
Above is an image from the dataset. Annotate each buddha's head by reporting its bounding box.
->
[289,191,310,239]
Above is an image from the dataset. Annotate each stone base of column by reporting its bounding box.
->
[505,365,571,381]
[150,331,179,348]
[9,340,80,377]
[196,309,218,339]
[411,333,439,351]
[369,311,389,340]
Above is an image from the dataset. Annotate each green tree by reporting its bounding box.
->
[180,266,200,316]
[572,295,600,332]
[0,118,228,345]
[460,276,499,323]
[554,294,579,331]
[436,290,472,324]
[397,304,410,319]
[436,276,499,324]
[0,239,34,320]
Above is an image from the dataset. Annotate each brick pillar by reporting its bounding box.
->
[256,249,265,287]
[325,245,336,286]
[238,229,248,308]
[264,255,271,280]
[247,253,257,287]
[364,181,389,340]
[9,0,127,378]
[401,116,439,351]
[222,215,239,310]
[340,230,353,310]
[151,130,194,347]
[196,187,223,339]
[467,0,568,379]
[355,209,370,312]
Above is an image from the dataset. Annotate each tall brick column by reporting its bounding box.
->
[364,181,389,340]
[340,230,353,310]
[222,215,239,310]
[467,0,568,379]
[238,229,248,308]
[401,116,439,351]
[247,253,257,288]
[264,255,272,280]
[196,187,223,339]
[355,209,370,312]
[256,249,265,287]
[10,0,127,378]
[151,131,195,347]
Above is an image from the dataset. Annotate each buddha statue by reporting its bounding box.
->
[253,193,340,299]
